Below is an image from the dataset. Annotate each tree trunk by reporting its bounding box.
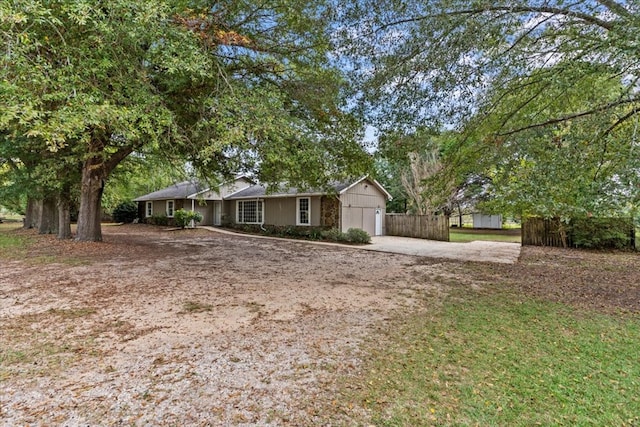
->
[76,158,106,242]
[24,197,41,229]
[38,196,59,234]
[75,138,134,242]
[57,185,72,240]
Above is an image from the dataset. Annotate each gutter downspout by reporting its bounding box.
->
[259,197,266,231]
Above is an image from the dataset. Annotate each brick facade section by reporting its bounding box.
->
[320,196,340,228]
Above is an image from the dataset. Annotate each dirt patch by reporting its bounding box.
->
[1,224,444,425]
[472,246,640,314]
[1,225,638,425]
[424,245,640,315]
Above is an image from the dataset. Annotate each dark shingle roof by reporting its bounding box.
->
[135,176,392,202]
[133,181,204,201]
[226,179,376,200]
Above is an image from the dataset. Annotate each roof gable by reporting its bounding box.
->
[225,176,392,201]
[338,176,392,200]
[134,176,253,202]
[188,176,252,200]
[133,181,203,202]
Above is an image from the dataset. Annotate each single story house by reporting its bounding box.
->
[225,176,392,236]
[134,176,392,235]
[133,176,252,226]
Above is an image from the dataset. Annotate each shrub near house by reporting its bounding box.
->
[112,201,138,223]
[174,209,203,229]
[226,223,371,244]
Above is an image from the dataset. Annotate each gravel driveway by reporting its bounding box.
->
[1,224,453,426]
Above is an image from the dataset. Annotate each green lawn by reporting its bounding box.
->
[0,223,90,265]
[356,295,639,426]
[449,227,521,243]
[0,223,29,255]
[341,252,640,426]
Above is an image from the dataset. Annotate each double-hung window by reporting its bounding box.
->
[166,200,175,218]
[296,197,310,225]
[237,200,263,224]
[146,201,153,218]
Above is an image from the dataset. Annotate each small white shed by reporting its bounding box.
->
[472,214,503,229]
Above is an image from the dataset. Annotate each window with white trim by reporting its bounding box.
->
[297,197,310,225]
[146,201,153,217]
[166,200,175,218]
[237,200,263,224]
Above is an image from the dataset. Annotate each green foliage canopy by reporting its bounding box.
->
[343,0,640,218]
[0,0,370,240]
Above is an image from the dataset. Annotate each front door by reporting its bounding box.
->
[213,201,221,226]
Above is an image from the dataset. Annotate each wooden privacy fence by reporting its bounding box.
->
[522,217,637,249]
[522,217,569,247]
[385,214,450,241]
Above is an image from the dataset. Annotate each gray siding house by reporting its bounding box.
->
[133,177,252,226]
[224,177,392,236]
[134,176,392,235]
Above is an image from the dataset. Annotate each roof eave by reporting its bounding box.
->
[338,175,393,201]
[227,192,328,200]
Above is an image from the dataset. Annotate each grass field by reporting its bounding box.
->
[344,251,640,426]
[449,227,522,243]
[0,223,29,255]
[0,211,23,222]
[355,293,639,426]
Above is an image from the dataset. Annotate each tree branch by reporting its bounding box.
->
[502,12,556,56]
[104,146,135,175]
[595,0,635,20]
[497,84,551,133]
[497,96,640,137]
[592,106,638,181]
[375,4,614,33]
[602,107,640,140]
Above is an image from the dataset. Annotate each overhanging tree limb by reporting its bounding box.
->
[343,0,640,220]
[374,4,615,33]
[596,0,635,20]
[2,1,370,242]
[497,96,640,137]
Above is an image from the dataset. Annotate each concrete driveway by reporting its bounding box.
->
[365,235,521,264]
[201,227,521,264]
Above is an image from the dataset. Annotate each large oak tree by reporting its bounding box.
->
[1,0,369,241]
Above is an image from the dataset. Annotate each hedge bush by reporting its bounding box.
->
[571,217,634,249]
[112,201,138,223]
[321,228,348,242]
[346,227,371,244]
[225,223,371,244]
[148,214,169,226]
